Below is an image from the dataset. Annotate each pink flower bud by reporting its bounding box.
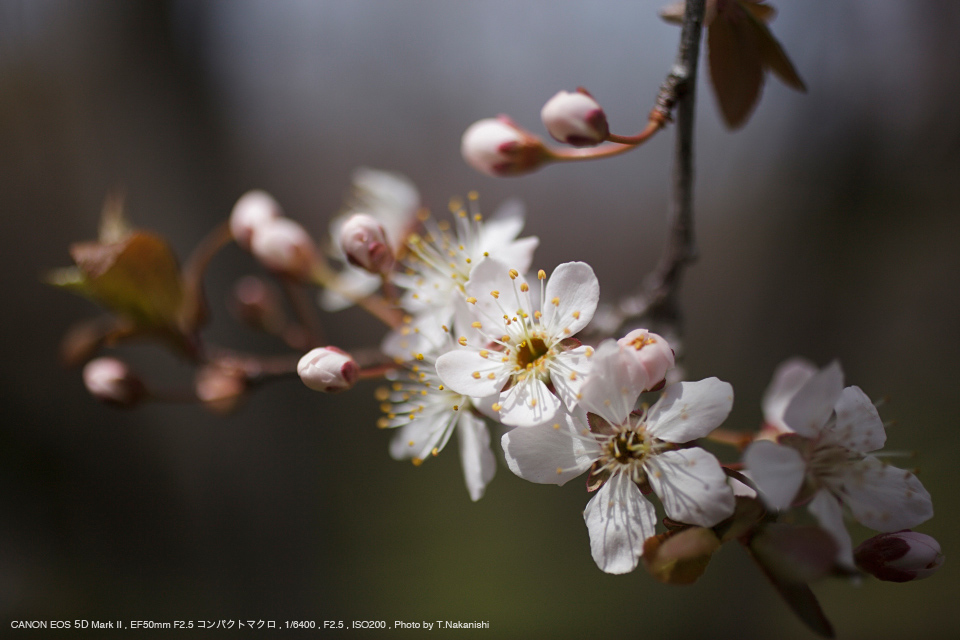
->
[297,347,359,393]
[249,217,319,280]
[618,329,675,391]
[855,530,945,582]
[229,190,282,250]
[540,89,609,147]
[461,116,549,177]
[338,213,395,275]
[82,357,145,407]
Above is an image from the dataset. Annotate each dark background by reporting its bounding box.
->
[2,1,958,638]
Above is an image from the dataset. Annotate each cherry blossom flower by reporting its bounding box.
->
[377,323,495,501]
[744,361,934,568]
[382,195,538,361]
[435,258,598,427]
[501,340,736,574]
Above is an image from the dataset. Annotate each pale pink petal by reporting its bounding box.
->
[389,412,456,461]
[827,455,933,532]
[808,488,854,568]
[782,361,844,437]
[477,199,539,273]
[743,440,807,510]
[541,262,599,339]
[381,315,449,361]
[645,448,735,527]
[824,386,886,453]
[436,349,509,397]
[762,357,816,431]
[318,267,381,312]
[498,376,561,427]
[463,258,530,332]
[645,378,734,443]
[501,410,599,485]
[548,346,592,411]
[583,473,657,574]
[457,412,496,501]
[577,340,638,427]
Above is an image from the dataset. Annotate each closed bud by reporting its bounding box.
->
[855,530,945,582]
[298,347,359,393]
[230,190,282,250]
[338,213,394,274]
[195,363,246,414]
[461,116,549,177]
[231,275,286,333]
[250,217,319,280]
[618,329,675,391]
[540,89,609,147]
[82,357,145,407]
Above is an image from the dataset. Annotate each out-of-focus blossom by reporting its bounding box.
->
[502,341,736,574]
[540,89,609,147]
[82,357,145,407]
[250,217,319,280]
[855,530,945,582]
[229,190,282,251]
[297,347,359,393]
[436,259,598,427]
[338,213,394,275]
[744,361,934,567]
[461,116,549,177]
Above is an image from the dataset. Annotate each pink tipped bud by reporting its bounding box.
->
[297,347,359,393]
[540,89,609,147]
[855,530,945,582]
[338,213,395,275]
[82,357,145,407]
[249,217,319,280]
[229,190,282,250]
[618,329,675,391]
[461,116,549,177]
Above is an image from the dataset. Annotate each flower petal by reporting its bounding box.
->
[389,411,457,461]
[827,455,933,532]
[782,360,843,437]
[541,262,599,340]
[583,473,657,574]
[577,340,638,427]
[498,376,561,427]
[501,409,598,485]
[743,440,807,510]
[808,488,854,568]
[435,349,509,397]
[645,378,734,443]
[457,412,496,501]
[823,386,886,453]
[548,346,592,411]
[645,448,736,527]
[762,357,816,431]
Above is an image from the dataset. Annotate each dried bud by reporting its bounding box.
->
[229,190,282,250]
[249,217,319,280]
[297,347,359,393]
[195,363,246,414]
[618,329,675,391]
[82,357,145,407]
[461,116,549,177]
[855,531,945,582]
[540,89,609,147]
[338,213,394,275]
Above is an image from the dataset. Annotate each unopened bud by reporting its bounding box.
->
[461,116,549,177]
[232,275,286,333]
[196,363,246,414]
[82,357,145,407]
[338,213,394,274]
[618,329,675,391]
[297,347,359,393]
[540,89,609,147]
[855,530,945,582]
[229,190,282,250]
[249,217,319,280]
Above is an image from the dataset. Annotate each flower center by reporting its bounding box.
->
[514,337,549,370]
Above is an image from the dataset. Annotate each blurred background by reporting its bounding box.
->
[2,1,958,637]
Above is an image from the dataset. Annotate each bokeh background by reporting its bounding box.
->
[2,1,959,638]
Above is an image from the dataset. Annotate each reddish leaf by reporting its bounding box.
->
[708,4,765,128]
[643,527,722,585]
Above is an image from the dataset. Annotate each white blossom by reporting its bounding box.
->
[436,258,598,427]
[744,361,934,567]
[501,341,736,574]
